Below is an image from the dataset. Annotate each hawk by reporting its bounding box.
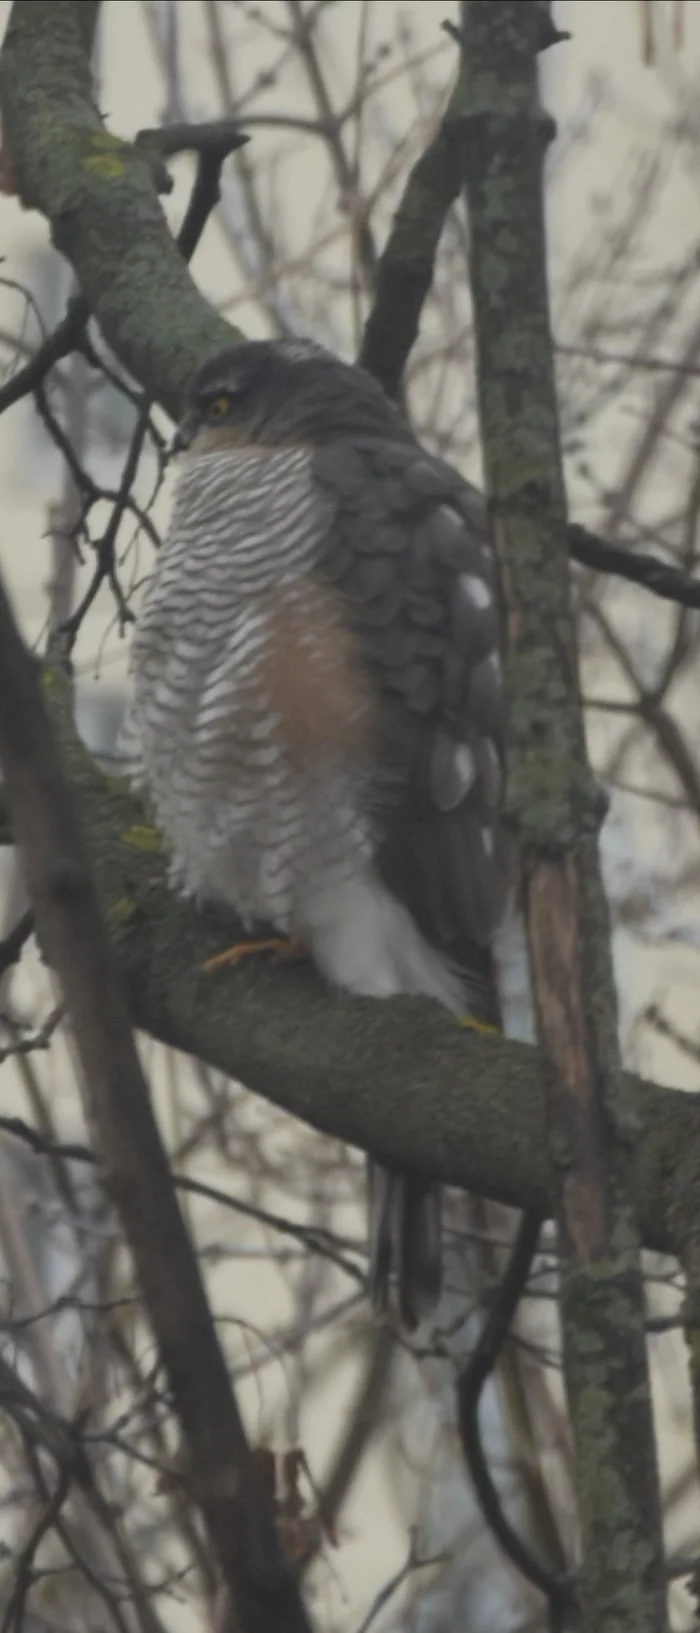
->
[126,339,509,1329]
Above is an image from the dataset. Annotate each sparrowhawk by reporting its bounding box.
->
[126,339,509,1329]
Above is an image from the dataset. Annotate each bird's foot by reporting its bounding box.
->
[203,936,307,974]
[458,1014,500,1035]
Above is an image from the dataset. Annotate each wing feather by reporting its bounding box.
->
[313,436,508,1022]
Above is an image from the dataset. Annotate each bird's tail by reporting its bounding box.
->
[367,1160,442,1330]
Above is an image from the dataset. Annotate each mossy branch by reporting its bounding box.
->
[0,0,237,419]
[456,4,667,1628]
[0,655,687,1269]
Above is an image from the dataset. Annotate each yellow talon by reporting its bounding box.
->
[204,937,306,974]
[109,897,136,924]
[122,823,162,851]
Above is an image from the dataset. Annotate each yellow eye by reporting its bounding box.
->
[206,394,230,420]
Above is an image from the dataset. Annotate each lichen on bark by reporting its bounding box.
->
[456,3,668,1627]
[0,0,236,419]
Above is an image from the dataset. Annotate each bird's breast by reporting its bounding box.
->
[129,444,375,928]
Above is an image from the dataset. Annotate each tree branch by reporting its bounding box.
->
[359,123,461,398]
[61,117,248,651]
[456,1213,572,1631]
[568,523,700,610]
[0,590,311,1633]
[0,906,34,975]
[456,5,667,1630]
[0,294,88,414]
[359,59,700,623]
[0,650,690,1268]
[0,0,237,421]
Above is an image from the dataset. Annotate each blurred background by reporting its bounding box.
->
[1,3,699,1629]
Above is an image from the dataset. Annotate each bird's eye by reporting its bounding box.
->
[206,394,231,420]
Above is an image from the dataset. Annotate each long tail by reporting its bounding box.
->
[367,1161,442,1330]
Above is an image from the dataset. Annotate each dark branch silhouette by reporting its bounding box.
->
[456,1213,573,1630]
[0,577,312,1633]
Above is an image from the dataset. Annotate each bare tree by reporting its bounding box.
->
[0,3,699,1631]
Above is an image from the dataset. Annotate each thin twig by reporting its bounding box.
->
[352,1532,445,1633]
[286,0,377,287]
[0,1111,365,1280]
[60,400,151,650]
[644,1004,700,1067]
[33,383,161,552]
[0,1004,64,1064]
[60,123,244,650]
[0,296,88,417]
[456,1213,573,1630]
[0,574,312,1633]
[304,1326,395,1567]
[557,339,700,379]
[0,1459,73,1633]
[569,523,700,609]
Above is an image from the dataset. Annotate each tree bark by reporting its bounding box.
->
[0,0,235,420]
[0,653,694,1270]
[456,5,667,1629]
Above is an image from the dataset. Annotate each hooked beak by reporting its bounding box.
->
[170,413,197,457]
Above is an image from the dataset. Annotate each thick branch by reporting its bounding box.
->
[456,6,667,1630]
[0,655,689,1267]
[360,121,461,399]
[0,597,311,1633]
[0,0,236,420]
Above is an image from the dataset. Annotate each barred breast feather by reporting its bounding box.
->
[130,445,376,933]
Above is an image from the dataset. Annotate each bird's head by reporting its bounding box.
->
[173,338,406,455]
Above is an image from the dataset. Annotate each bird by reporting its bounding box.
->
[124,338,510,1330]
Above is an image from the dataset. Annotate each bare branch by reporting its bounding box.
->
[0,0,236,420]
[0,644,694,1267]
[0,1110,364,1281]
[0,578,312,1633]
[0,296,88,416]
[60,126,232,650]
[135,116,249,163]
[286,0,377,287]
[360,119,461,398]
[569,523,700,610]
[0,908,33,976]
[0,1460,73,1633]
[455,1213,572,1628]
[352,1532,445,1633]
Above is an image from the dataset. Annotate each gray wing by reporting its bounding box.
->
[313,435,507,1022]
